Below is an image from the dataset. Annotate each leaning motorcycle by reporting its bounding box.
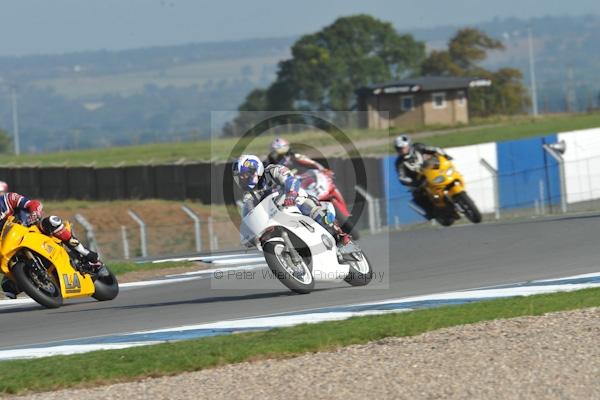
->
[0,216,119,308]
[418,154,482,226]
[240,192,373,294]
[298,169,359,239]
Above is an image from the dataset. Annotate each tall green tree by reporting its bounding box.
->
[421,28,529,116]
[269,14,425,111]
[227,14,425,136]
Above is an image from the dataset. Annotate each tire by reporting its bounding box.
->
[92,268,119,301]
[344,253,373,286]
[12,261,63,309]
[454,192,482,223]
[263,241,314,294]
[434,214,456,227]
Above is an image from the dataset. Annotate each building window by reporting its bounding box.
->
[457,91,466,107]
[432,92,447,109]
[400,95,414,111]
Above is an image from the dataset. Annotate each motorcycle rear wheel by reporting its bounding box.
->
[92,268,119,301]
[12,261,63,309]
[263,242,314,294]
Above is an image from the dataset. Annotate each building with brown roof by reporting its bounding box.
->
[356,76,491,129]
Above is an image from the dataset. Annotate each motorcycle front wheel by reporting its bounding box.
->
[454,192,482,223]
[263,242,314,294]
[344,252,373,286]
[12,261,63,309]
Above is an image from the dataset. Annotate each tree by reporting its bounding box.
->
[227,14,425,136]
[272,14,425,111]
[421,28,529,116]
[0,128,12,154]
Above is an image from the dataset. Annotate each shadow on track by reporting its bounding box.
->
[52,289,333,314]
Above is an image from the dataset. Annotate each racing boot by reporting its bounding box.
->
[332,223,361,257]
[74,245,109,277]
[1,277,20,299]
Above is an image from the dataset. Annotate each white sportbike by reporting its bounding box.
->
[240,192,373,294]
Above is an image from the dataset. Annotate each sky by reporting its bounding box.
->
[1,0,600,56]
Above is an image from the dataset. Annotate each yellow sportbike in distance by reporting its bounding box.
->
[420,155,482,226]
[0,216,118,308]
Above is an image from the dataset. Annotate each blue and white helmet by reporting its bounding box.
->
[394,135,414,158]
[232,155,264,190]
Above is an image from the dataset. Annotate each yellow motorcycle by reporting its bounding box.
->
[419,154,482,226]
[0,216,118,308]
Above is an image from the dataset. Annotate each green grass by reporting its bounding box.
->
[363,112,600,154]
[2,112,600,167]
[0,261,192,284]
[423,112,600,148]
[106,261,193,275]
[1,287,599,395]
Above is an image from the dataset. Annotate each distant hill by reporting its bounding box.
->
[0,15,598,153]
[408,14,600,113]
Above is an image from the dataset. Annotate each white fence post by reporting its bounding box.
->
[127,210,148,258]
[543,142,567,213]
[207,216,218,251]
[73,213,99,255]
[121,225,130,260]
[181,205,202,252]
[355,185,378,234]
[539,180,546,215]
[479,158,500,220]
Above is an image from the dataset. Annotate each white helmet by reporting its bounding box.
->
[271,137,290,156]
[394,135,413,157]
[232,155,264,190]
[0,181,8,194]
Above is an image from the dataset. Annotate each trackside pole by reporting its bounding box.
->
[543,143,568,213]
[479,158,500,220]
[355,185,377,234]
[207,216,217,251]
[127,210,148,258]
[73,213,100,255]
[539,180,546,215]
[181,205,202,252]
[121,225,130,260]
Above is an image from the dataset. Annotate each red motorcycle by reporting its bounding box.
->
[298,169,360,239]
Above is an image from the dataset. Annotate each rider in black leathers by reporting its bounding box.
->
[394,135,451,219]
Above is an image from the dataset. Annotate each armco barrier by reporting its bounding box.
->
[1,157,384,205]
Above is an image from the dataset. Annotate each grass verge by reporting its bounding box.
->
[1,112,599,166]
[2,287,600,395]
[0,261,193,288]
[106,261,194,276]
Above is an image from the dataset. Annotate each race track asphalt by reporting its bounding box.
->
[1,213,599,349]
